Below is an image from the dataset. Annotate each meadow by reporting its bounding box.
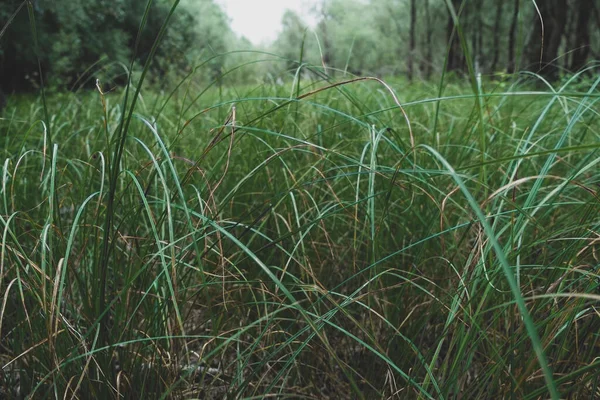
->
[1,61,600,398]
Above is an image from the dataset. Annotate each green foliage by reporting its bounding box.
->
[319,0,383,75]
[0,0,240,91]
[273,10,316,71]
[45,0,131,86]
[271,0,598,80]
[2,0,598,92]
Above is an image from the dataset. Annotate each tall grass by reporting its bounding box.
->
[2,4,600,399]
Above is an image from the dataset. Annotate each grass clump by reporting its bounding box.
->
[1,40,600,400]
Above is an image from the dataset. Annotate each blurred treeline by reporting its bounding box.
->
[1,0,599,94]
[0,0,251,92]
[274,0,599,81]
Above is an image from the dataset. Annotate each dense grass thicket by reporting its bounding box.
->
[1,62,600,398]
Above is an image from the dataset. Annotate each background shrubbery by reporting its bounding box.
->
[1,0,599,95]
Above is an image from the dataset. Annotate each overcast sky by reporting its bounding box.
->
[215,0,320,45]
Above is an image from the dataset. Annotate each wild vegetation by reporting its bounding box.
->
[1,0,599,399]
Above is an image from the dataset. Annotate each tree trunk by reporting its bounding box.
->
[476,0,483,69]
[408,0,416,80]
[446,0,464,73]
[424,0,433,78]
[0,89,5,113]
[525,0,568,80]
[491,0,503,71]
[507,0,520,73]
[570,0,593,72]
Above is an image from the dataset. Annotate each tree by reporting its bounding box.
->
[446,0,464,73]
[0,0,236,91]
[525,0,568,80]
[316,0,382,76]
[507,0,520,73]
[423,0,433,78]
[408,0,416,80]
[0,0,45,92]
[570,0,594,72]
[367,0,415,75]
[273,10,316,71]
[491,0,504,71]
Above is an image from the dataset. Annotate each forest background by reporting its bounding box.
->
[1,0,598,93]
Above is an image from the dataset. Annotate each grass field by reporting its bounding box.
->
[1,64,600,398]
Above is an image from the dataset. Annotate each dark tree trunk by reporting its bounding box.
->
[0,89,5,113]
[424,0,433,78]
[570,0,593,72]
[408,0,416,80]
[507,0,520,73]
[446,0,464,73]
[491,0,503,71]
[476,0,483,68]
[562,6,573,71]
[525,0,568,80]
